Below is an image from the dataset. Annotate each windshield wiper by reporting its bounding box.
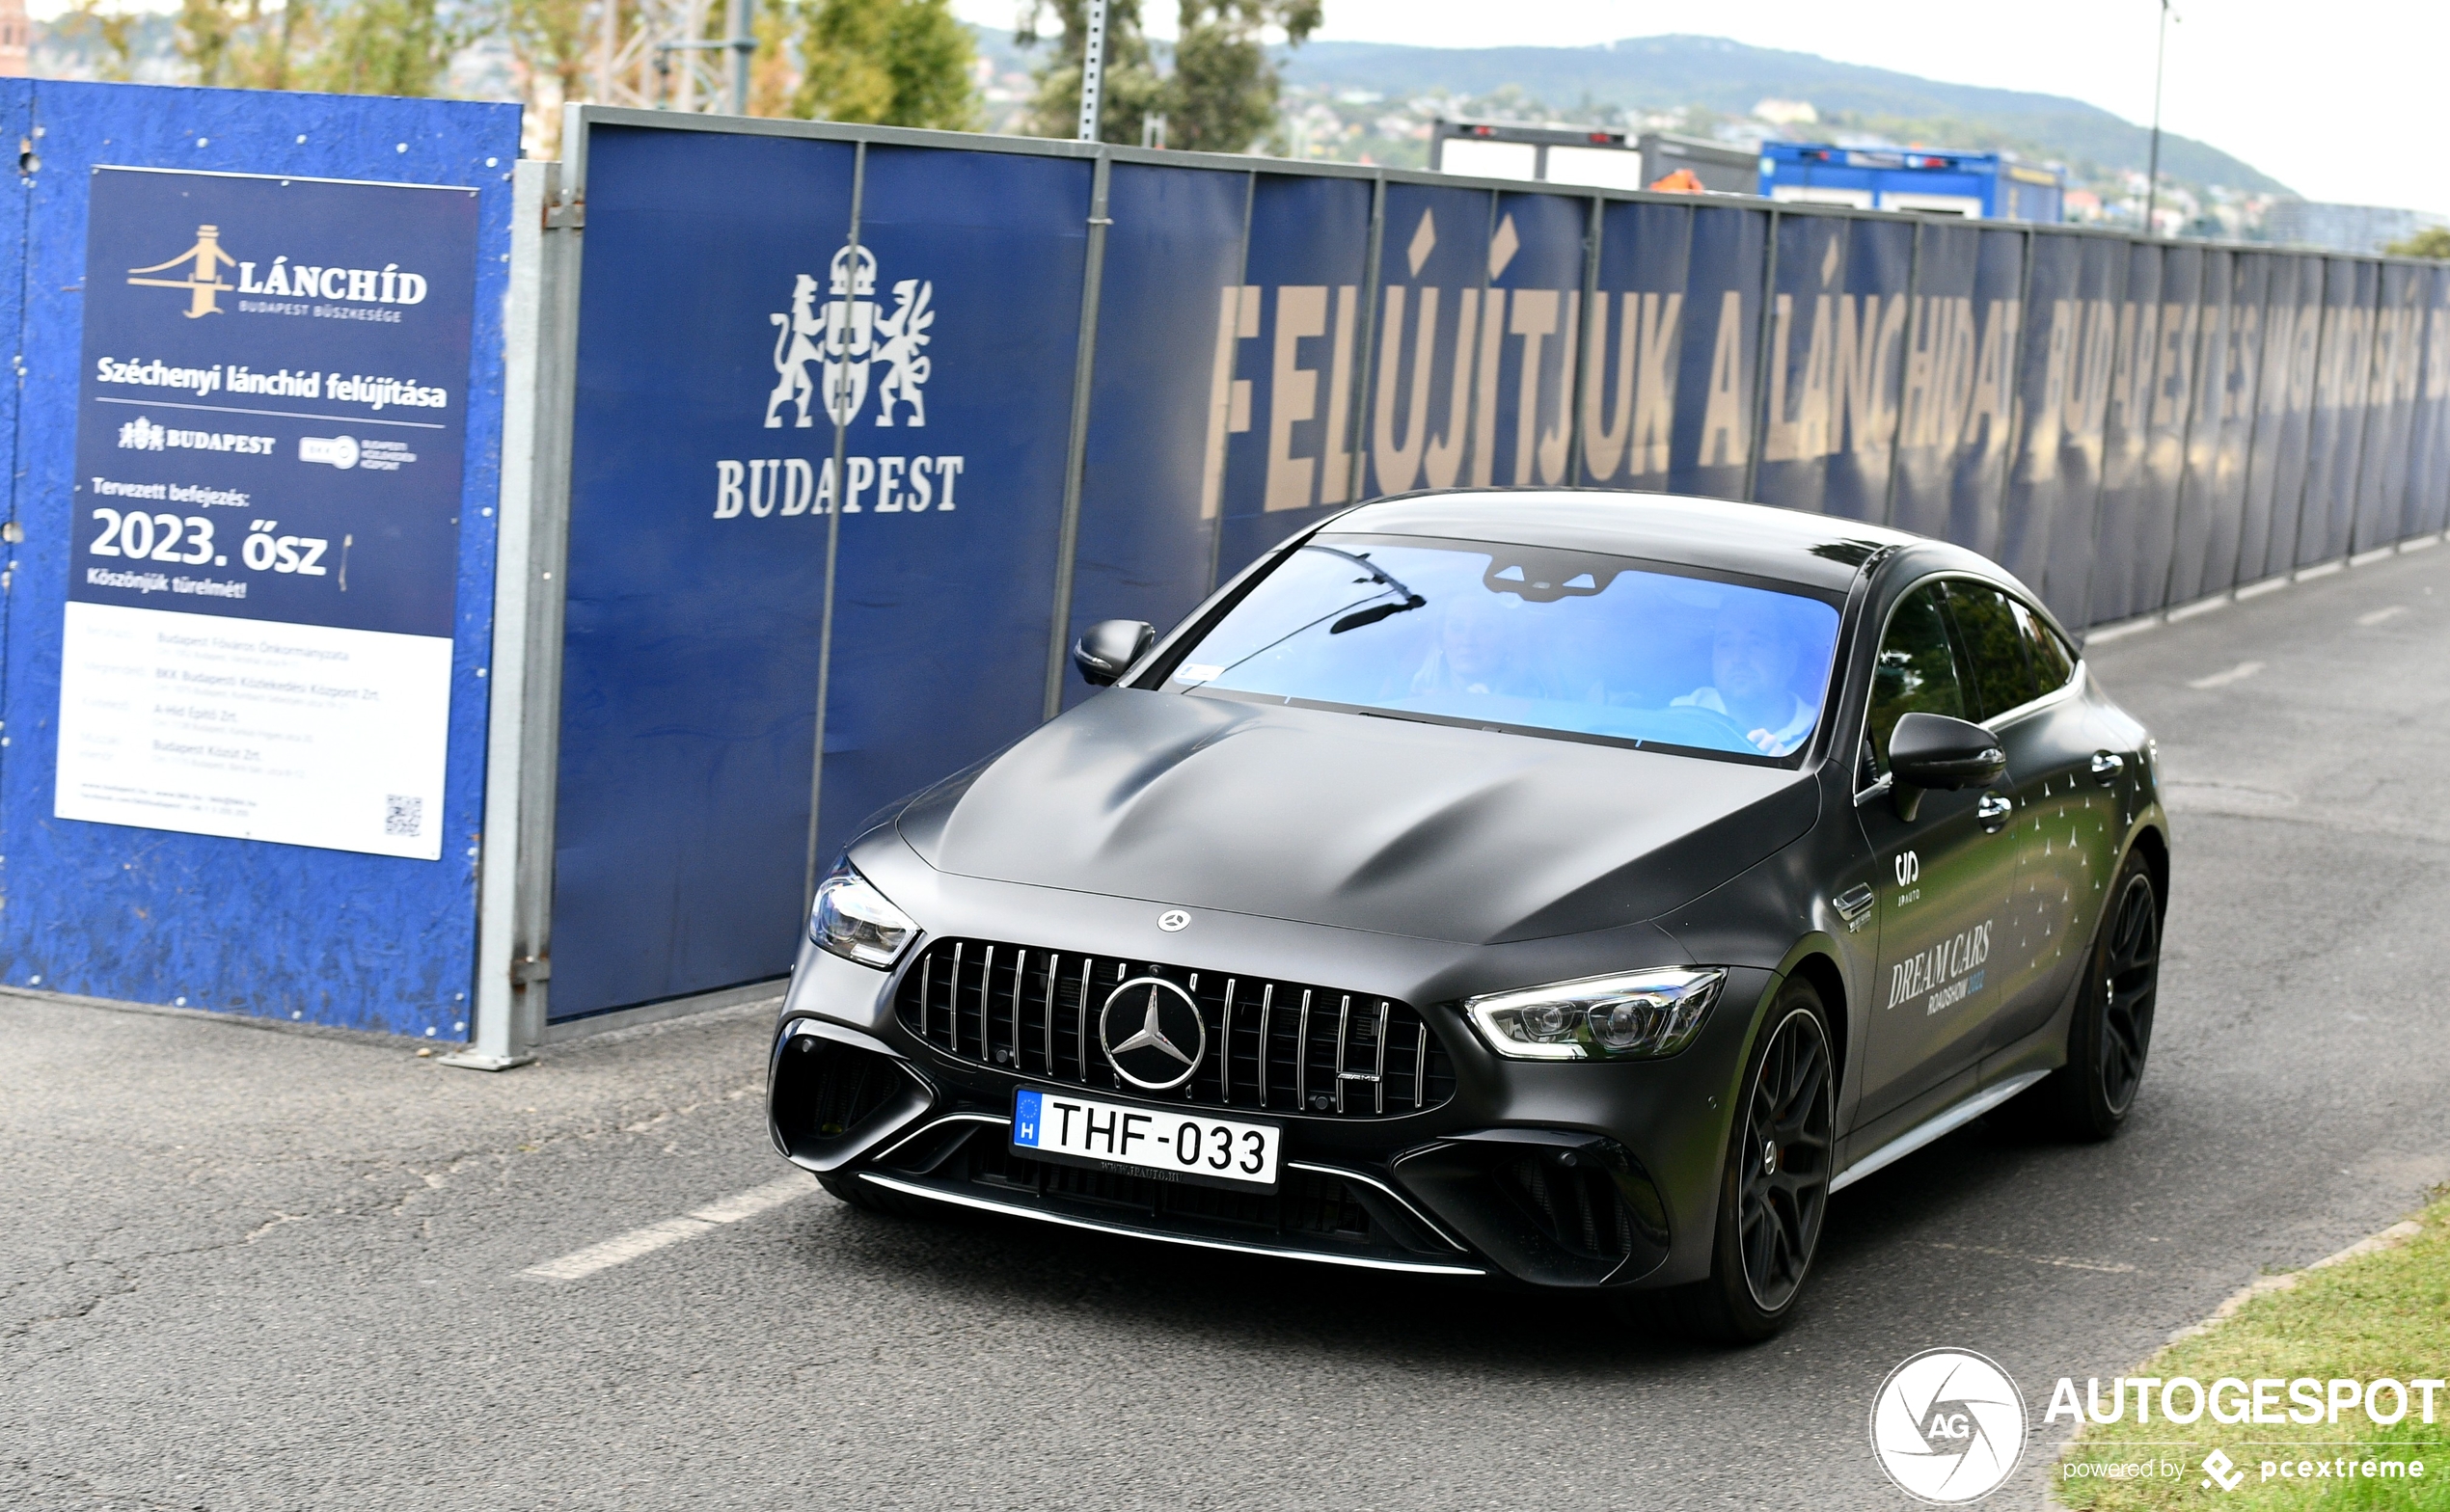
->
[1305,544,1418,599]
[1330,596,1425,634]
[1304,546,1427,634]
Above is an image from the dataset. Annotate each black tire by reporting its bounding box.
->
[818,1171,938,1219]
[1623,976,1835,1344]
[2033,849,2161,1141]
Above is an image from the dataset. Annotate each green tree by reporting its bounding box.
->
[1167,0,1318,153]
[1017,0,1163,146]
[60,0,142,82]
[173,0,312,90]
[749,1,799,117]
[175,0,237,84]
[794,0,979,129]
[501,0,590,139]
[2385,226,2450,260]
[302,0,464,95]
[1018,0,1318,151]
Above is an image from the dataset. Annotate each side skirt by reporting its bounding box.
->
[1827,1069,2050,1195]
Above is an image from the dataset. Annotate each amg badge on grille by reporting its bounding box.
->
[1099,976,1207,1091]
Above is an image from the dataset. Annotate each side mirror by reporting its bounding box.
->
[1888,712,2005,819]
[1072,619,1155,687]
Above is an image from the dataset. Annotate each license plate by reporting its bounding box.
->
[1012,1088,1281,1193]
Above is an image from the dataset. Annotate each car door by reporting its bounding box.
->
[1943,580,2077,1050]
[1854,580,2020,1122]
[1946,582,2108,1053]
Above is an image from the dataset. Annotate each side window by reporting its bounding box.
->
[2013,597,2077,692]
[1866,583,1968,777]
[1947,582,2041,719]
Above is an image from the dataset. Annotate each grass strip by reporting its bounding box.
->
[2055,1192,2450,1509]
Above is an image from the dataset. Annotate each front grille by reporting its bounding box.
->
[892,938,1456,1118]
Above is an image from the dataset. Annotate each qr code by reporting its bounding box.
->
[384,794,423,837]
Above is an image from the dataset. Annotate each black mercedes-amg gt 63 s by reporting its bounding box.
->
[766,489,2167,1341]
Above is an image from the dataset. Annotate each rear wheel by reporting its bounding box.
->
[2034,849,2161,1140]
[1623,976,1834,1344]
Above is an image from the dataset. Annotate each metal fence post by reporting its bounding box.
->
[1346,173,1386,506]
[1202,173,1256,596]
[1042,149,1112,721]
[1880,221,1923,529]
[449,148,584,1069]
[1999,227,2035,555]
[1075,0,1109,144]
[1744,206,1781,501]
[1566,193,1602,488]
[802,142,865,908]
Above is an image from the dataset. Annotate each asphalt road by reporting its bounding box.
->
[10,546,2450,1511]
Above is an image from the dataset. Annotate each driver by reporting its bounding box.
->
[1672,596,1818,756]
[1411,590,1534,698]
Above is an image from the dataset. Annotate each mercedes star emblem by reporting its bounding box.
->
[1157,908,1190,932]
[1099,976,1207,1091]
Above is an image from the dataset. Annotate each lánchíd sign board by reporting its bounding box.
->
[55,166,478,860]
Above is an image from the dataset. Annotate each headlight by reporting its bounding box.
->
[1464,968,1725,1061]
[809,862,917,969]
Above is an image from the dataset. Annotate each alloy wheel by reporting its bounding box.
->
[1737,1010,1833,1312]
[2098,874,2160,1115]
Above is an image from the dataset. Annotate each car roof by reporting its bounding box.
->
[1325,489,1934,594]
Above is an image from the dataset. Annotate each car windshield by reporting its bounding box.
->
[1162,535,1844,763]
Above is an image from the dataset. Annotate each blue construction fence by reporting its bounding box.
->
[0,81,520,1034]
[2,89,2442,1038]
[549,111,2450,1023]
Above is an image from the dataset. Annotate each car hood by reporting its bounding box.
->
[897,690,1819,946]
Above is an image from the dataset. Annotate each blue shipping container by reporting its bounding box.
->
[1760,143,2065,224]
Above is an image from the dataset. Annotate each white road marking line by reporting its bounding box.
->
[1923,1240,2137,1275]
[2187,660,2265,689]
[2358,605,2409,627]
[688,1174,818,1225]
[523,1175,816,1282]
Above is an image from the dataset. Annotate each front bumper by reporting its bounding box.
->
[769,911,1768,1293]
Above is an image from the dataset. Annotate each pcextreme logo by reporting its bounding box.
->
[125,222,434,319]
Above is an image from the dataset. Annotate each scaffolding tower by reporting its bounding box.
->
[593,0,752,115]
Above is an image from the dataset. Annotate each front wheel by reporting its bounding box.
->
[2033,849,2162,1141]
[1624,977,1834,1344]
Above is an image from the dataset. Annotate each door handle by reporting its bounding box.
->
[2090,750,2125,785]
[1976,794,2014,830]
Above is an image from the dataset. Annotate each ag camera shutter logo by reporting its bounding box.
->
[1870,1348,2027,1502]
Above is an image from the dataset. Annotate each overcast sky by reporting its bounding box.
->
[960,0,2450,216]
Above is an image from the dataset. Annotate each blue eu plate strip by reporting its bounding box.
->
[1013,1088,1043,1147]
